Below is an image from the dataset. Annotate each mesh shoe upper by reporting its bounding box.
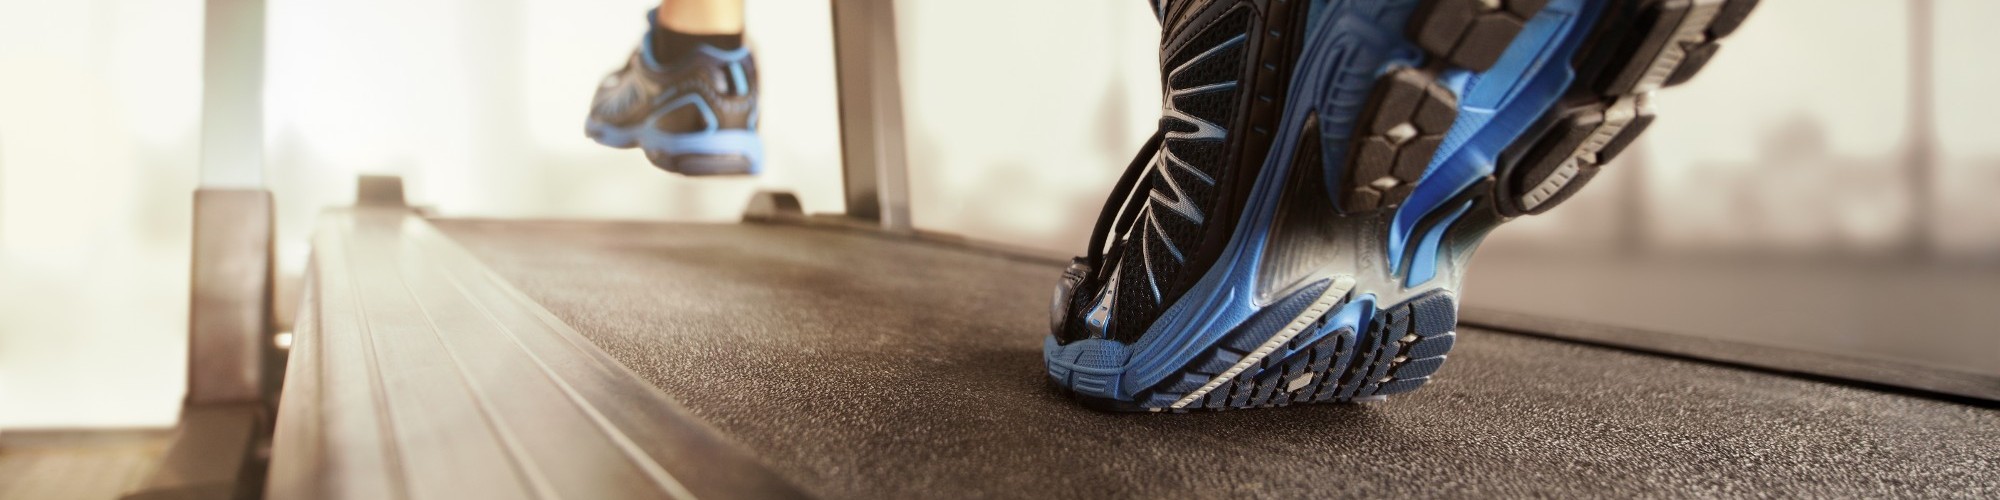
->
[1058,0,1289,345]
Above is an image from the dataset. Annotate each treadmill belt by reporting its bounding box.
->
[437,219,1999,499]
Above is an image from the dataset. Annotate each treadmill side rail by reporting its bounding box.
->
[267,208,807,500]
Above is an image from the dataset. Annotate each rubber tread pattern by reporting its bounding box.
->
[1499,0,1755,214]
[1591,0,1729,96]
[1408,0,1551,71]
[1343,68,1460,213]
[1707,0,1760,38]
[1505,97,1655,214]
[1100,290,1460,412]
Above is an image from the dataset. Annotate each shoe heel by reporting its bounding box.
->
[651,153,759,176]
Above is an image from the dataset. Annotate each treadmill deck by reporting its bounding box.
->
[437,218,1999,499]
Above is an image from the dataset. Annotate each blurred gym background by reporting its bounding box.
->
[0,0,1994,442]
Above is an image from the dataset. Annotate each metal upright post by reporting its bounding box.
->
[1906,0,1936,259]
[830,0,914,233]
[188,0,275,407]
[127,0,278,496]
[1,135,6,243]
[1614,139,1652,256]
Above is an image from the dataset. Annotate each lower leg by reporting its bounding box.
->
[658,0,745,35]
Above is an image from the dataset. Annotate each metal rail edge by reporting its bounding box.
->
[266,205,808,499]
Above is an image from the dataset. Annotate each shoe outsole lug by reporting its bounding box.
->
[1342,68,1460,214]
[1663,40,1720,87]
[1503,95,1657,215]
[1590,0,1741,96]
[1406,332,1456,359]
[1409,0,1550,71]
[1497,0,1754,215]
[1707,0,1759,39]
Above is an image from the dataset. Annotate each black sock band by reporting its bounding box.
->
[648,9,744,64]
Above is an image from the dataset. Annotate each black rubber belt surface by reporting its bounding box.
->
[438,219,2000,499]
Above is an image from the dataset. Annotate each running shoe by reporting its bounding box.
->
[1045,0,1759,411]
[586,10,763,176]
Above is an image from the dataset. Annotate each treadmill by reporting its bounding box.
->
[127,1,1999,498]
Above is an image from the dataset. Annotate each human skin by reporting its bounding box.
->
[658,0,745,35]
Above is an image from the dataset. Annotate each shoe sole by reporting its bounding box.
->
[587,121,765,176]
[1047,0,1756,412]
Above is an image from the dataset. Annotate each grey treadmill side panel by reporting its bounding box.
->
[268,209,806,500]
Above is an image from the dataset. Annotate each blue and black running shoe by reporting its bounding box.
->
[587,11,763,176]
[1046,0,1759,411]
